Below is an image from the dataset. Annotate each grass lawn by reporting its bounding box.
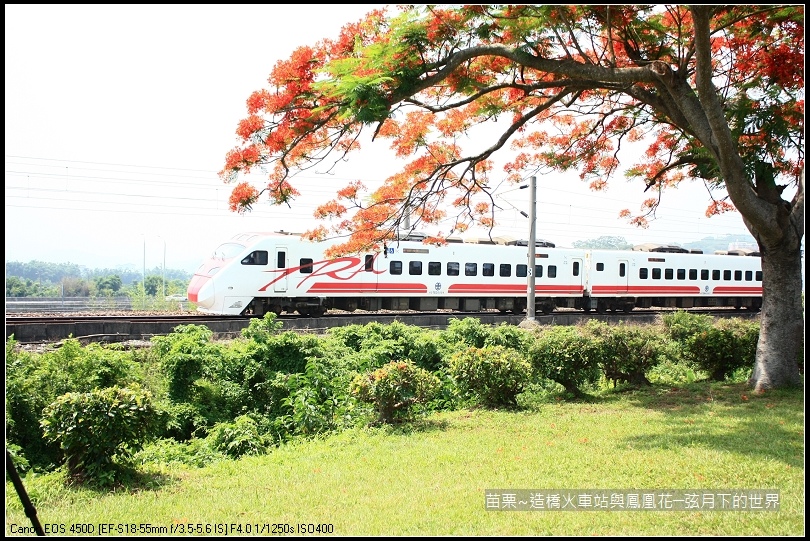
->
[6,381,804,536]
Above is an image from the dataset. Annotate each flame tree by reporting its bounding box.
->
[221,5,803,391]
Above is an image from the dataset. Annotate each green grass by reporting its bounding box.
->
[6,382,804,536]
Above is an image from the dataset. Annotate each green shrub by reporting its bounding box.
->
[443,318,490,350]
[282,356,362,436]
[686,318,759,381]
[5,337,141,471]
[351,360,441,424]
[484,323,533,352]
[261,331,323,373]
[527,326,602,397]
[134,437,226,468]
[661,310,715,344]
[584,321,669,386]
[407,330,444,372]
[447,345,532,408]
[152,325,219,402]
[327,321,440,370]
[40,384,155,486]
[240,312,284,341]
[205,415,272,458]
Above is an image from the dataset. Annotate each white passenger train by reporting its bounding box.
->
[187,231,763,317]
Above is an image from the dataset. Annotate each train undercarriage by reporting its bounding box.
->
[242,293,762,317]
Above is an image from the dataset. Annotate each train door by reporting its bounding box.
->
[616,259,629,293]
[274,247,288,293]
[360,252,379,293]
[570,257,585,294]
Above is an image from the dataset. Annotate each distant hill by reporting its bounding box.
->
[675,234,758,254]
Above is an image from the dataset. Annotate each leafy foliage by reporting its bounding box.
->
[205,415,273,458]
[583,320,669,386]
[351,360,440,423]
[220,5,802,253]
[447,345,532,408]
[152,324,219,402]
[527,326,602,397]
[682,318,760,381]
[5,337,141,470]
[40,384,155,486]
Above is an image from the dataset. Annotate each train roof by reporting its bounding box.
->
[228,231,557,248]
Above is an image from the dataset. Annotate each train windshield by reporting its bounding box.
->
[211,242,245,260]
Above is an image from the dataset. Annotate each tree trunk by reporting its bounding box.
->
[748,242,804,392]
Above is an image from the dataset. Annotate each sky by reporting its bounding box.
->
[5,4,760,275]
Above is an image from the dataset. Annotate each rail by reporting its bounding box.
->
[5,297,190,314]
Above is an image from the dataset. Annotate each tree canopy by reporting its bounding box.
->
[221,5,802,257]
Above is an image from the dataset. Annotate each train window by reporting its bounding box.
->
[500,264,511,277]
[639,268,648,279]
[365,255,374,272]
[548,265,557,278]
[677,269,686,280]
[596,262,604,271]
[409,261,422,275]
[652,268,661,279]
[447,262,460,276]
[483,263,494,277]
[712,270,721,280]
[701,269,710,280]
[724,270,732,281]
[619,263,626,277]
[465,263,478,276]
[745,270,753,281]
[390,261,403,275]
[536,265,544,278]
[573,261,580,276]
[428,262,441,276]
[689,269,698,280]
[734,270,742,281]
[665,268,673,280]
[300,258,314,274]
[242,251,269,266]
[516,264,527,278]
[277,252,286,268]
[756,271,762,281]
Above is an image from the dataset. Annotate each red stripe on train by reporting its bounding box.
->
[712,287,763,294]
[592,286,701,294]
[448,284,584,294]
[306,282,428,294]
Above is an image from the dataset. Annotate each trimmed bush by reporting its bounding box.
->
[351,360,440,424]
[527,326,601,396]
[442,317,490,350]
[686,318,760,381]
[40,384,155,486]
[584,320,669,386]
[447,345,532,408]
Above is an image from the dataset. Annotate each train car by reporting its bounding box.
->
[583,245,762,313]
[187,231,763,316]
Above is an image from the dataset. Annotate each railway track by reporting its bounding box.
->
[4,309,758,345]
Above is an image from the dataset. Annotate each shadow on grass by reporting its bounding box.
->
[64,463,179,494]
[371,416,452,436]
[586,380,805,469]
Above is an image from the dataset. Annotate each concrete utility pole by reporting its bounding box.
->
[520,176,537,321]
[142,237,146,295]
